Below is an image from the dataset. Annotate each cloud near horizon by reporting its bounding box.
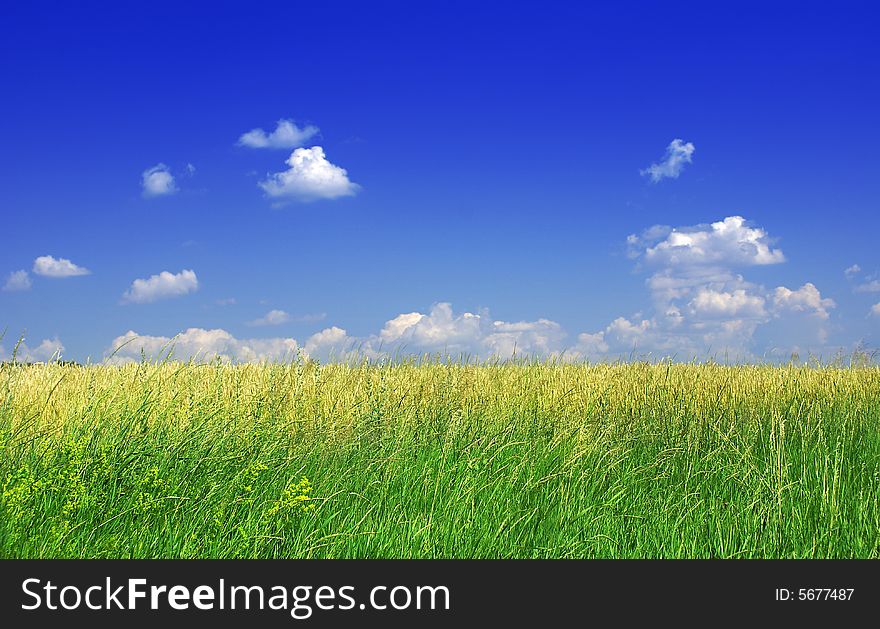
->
[101,216,841,363]
[107,328,299,363]
[0,337,64,362]
[104,303,568,363]
[583,216,833,359]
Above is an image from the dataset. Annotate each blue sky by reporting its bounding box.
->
[2,1,879,363]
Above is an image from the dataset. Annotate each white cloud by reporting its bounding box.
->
[100,274,842,366]
[3,270,31,291]
[378,303,481,350]
[303,326,354,360]
[872,303,880,317]
[644,267,736,306]
[688,288,767,319]
[843,264,880,292]
[379,312,425,343]
[607,317,653,342]
[641,138,695,183]
[259,146,360,202]
[238,119,319,149]
[577,216,835,360]
[369,303,566,358]
[106,329,300,364]
[33,255,90,278]
[141,163,177,197]
[573,312,764,362]
[248,309,290,326]
[95,218,839,364]
[573,331,609,355]
[617,216,788,358]
[587,278,833,358]
[483,319,567,357]
[771,283,836,320]
[0,337,64,363]
[569,316,676,361]
[122,269,198,304]
[632,216,785,269]
[854,279,880,293]
[104,303,571,364]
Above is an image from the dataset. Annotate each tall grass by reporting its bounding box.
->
[1,359,878,558]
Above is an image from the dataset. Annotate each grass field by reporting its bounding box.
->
[1,359,878,558]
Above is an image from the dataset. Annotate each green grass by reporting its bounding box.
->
[1,359,878,558]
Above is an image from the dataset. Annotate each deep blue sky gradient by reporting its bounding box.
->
[2,1,879,360]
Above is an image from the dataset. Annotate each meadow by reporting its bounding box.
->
[1,359,878,558]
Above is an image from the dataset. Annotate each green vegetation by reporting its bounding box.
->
[1,360,878,558]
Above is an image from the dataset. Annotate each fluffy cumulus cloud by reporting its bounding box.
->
[632,216,785,269]
[379,312,425,343]
[3,270,31,291]
[106,329,300,364]
[0,337,64,363]
[259,146,360,202]
[571,318,658,358]
[238,119,319,149]
[688,288,767,319]
[104,303,573,364]
[33,255,90,278]
[576,216,835,360]
[484,319,566,357]
[372,303,566,358]
[248,309,290,326]
[378,303,484,352]
[573,331,609,355]
[641,139,695,182]
[122,269,198,304]
[303,326,354,360]
[141,163,177,197]
[772,283,836,320]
